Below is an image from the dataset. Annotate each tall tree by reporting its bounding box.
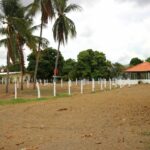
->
[146,57,150,63]
[62,59,77,80]
[130,57,143,66]
[27,47,64,80]
[53,0,81,81]
[76,49,111,80]
[26,0,54,88]
[0,0,24,93]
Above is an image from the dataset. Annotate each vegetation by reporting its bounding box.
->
[75,49,112,80]
[146,57,150,63]
[52,0,81,80]
[27,48,125,80]
[0,0,81,93]
[27,47,64,80]
[130,57,143,66]
[26,0,54,88]
[0,0,28,92]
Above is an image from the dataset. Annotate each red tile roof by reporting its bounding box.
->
[126,62,150,72]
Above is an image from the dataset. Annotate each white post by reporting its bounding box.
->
[109,78,112,90]
[98,78,100,85]
[115,79,118,88]
[53,81,56,97]
[60,78,63,87]
[119,79,122,88]
[76,78,78,85]
[2,78,3,84]
[17,80,19,89]
[128,78,131,87]
[92,78,95,92]
[14,80,17,99]
[44,79,46,86]
[26,80,30,88]
[100,79,103,91]
[68,80,71,95]
[36,82,41,98]
[104,79,107,89]
[81,80,83,94]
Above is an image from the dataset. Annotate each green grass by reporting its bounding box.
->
[54,92,71,98]
[142,132,150,136]
[0,93,71,106]
[0,98,49,105]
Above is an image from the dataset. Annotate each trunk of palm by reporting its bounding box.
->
[33,17,44,89]
[6,26,12,94]
[17,36,24,90]
[6,51,10,93]
[54,41,61,82]
[18,51,24,91]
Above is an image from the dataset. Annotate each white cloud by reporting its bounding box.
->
[1,0,150,66]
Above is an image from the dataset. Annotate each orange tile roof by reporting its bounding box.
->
[126,62,150,72]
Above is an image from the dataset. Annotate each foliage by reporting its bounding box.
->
[52,0,81,77]
[27,47,64,80]
[111,63,125,78]
[130,57,143,66]
[9,63,20,72]
[26,0,55,87]
[146,57,150,63]
[62,59,77,80]
[75,49,112,80]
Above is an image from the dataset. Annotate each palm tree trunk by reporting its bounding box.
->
[54,41,61,82]
[17,36,24,90]
[33,17,44,89]
[6,51,10,93]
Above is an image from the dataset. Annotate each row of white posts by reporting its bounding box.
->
[1,78,150,99]
[52,78,144,97]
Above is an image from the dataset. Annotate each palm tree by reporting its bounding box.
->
[26,0,54,88]
[0,0,24,93]
[52,0,81,81]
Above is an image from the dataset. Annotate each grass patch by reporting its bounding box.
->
[0,98,49,106]
[55,93,71,98]
[142,132,150,136]
[0,93,71,105]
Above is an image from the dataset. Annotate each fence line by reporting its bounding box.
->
[0,78,150,99]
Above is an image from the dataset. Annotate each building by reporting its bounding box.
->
[125,62,150,79]
[0,72,31,83]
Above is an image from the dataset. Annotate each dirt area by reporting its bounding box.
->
[0,84,150,150]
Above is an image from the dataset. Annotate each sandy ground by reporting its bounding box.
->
[0,84,150,150]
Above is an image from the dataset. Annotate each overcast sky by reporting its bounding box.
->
[1,0,150,66]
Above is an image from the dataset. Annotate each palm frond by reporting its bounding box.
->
[64,4,82,13]
[0,38,7,47]
[0,27,7,35]
[29,23,46,32]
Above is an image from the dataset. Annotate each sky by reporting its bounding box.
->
[1,0,150,66]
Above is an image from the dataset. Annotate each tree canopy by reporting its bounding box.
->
[146,57,150,62]
[76,49,112,80]
[27,47,64,80]
[130,57,143,66]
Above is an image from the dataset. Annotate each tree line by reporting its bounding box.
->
[26,48,150,81]
[1,47,150,82]
[26,48,125,81]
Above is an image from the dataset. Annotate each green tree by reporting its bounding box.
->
[130,57,143,66]
[76,49,112,80]
[146,57,150,62]
[62,59,77,80]
[27,0,54,88]
[111,62,125,78]
[53,0,81,80]
[27,47,64,80]
[0,0,26,92]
